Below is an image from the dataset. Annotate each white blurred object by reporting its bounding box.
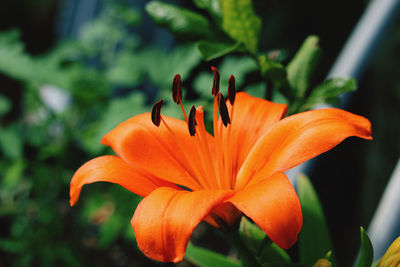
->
[286,0,400,261]
[368,158,400,260]
[327,0,400,80]
[39,85,71,114]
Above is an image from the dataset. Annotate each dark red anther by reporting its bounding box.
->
[188,105,197,136]
[228,75,236,105]
[172,74,182,104]
[151,100,163,127]
[218,93,230,127]
[211,66,220,96]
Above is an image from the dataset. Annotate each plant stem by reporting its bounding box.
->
[227,230,261,267]
[265,78,273,101]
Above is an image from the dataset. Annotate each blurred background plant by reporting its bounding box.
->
[0,0,399,266]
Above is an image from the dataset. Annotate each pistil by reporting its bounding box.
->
[151,70,238,190]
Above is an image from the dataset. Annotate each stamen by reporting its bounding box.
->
[180,102,188,123]
[151,100,163,127]
[188,105,197,136]
[159,117,204,189]
[171,74,188,123]
[228,75,236,105]
[211,66,220,96]
[172,74,182,104]
[218,93,231,127]
[193,107,219,188]
[213,96,224,187]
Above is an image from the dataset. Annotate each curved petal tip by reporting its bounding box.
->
[229,172,302,249]
[131,188,234,263]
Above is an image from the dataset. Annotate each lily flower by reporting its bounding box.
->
[70,68,372,263]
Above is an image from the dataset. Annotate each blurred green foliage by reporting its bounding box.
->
[355,227,373,267]
[0,2,201,266]
[0,0,379,266]
[297,174,336,266]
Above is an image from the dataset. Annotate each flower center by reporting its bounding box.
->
[150,67,237,190]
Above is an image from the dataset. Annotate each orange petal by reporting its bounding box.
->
[227,92,287,175]
[131,187,234,263]
[70,155,179,206]
[236,108,372,188]
[228,172,302,249]
[102,113,212,190]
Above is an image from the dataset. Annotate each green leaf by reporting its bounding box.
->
[263,264,307,267]
[258,54,287,88]
[193,0,222,21]
[0,94,11,116]
[109,44,200,90]
[146,1,215,40]
[259,243,292,264]
[3,159,26,188]
[299,78,357,111]
[239,216,266,253]
[0,238,27,253]
[244,83,265,99]
[218,56,259,81]
[80,92,148,154]
[239,217,291,264]
[287,35,321,98]
[272,88,289,105]
[97,210,125,248]
[0,30,71,89]
[111,4,142,27]
[297,174,336,266]
[185,243,241,267]
[196,40,241,61]
[193,56,258,99]
[106,50,142,87]
[0,30,37,82]
[220,0,261,54]
[355,227,373,267]
[0,124,23,160]
[139,45,201,90]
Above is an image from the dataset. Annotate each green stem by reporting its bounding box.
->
[253,53,274,101]
[265,78,273,101]
[227,230,261,267]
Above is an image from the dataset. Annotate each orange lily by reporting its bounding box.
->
[70,70,372,263]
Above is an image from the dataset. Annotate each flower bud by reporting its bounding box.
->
[378,236,400,267]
